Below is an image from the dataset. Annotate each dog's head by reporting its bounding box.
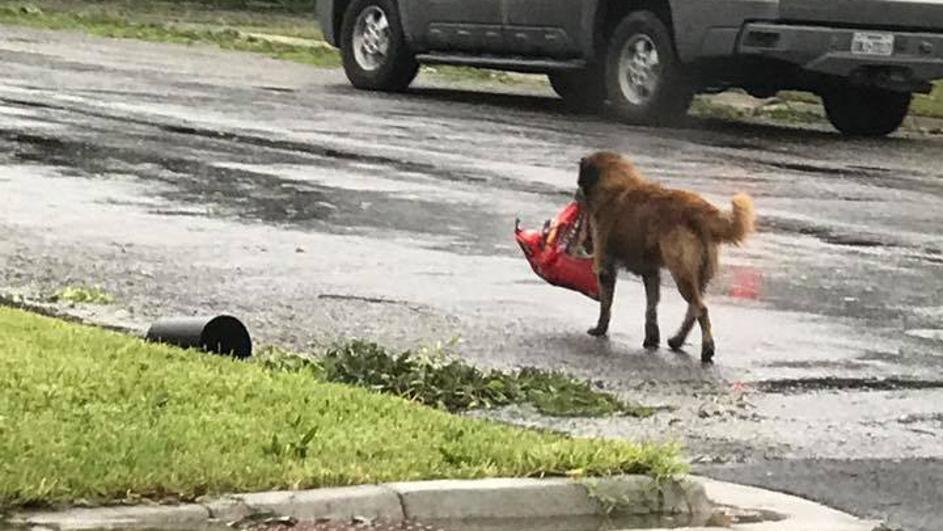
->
[575,151,632,204]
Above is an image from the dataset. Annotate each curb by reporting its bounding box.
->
[385,476,706,521]
[0,292,141,336]
[8,475,878,531]
[11,476,707,530]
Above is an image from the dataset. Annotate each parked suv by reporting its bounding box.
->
[317,0,943,137]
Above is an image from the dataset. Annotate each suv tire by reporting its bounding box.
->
[548,68,606,111]
[604,11,693,125]
[822,85,911,137]
[340,0,418,91]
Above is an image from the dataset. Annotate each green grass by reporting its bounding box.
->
[777,90,821,105]
[426,65,524,85]
[689,97,751,122]
[0,2,341,66]
[167,0,316,13]
[2,1,322,33]
[910,83,943,119]
[0,307,683,510]
[754,102,822,124]
[691,95,824,126]
[49,284,115,304]
[93,0,318,12]
[0,1,532,82]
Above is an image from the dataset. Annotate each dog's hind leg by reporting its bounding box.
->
[698,306,715,363]
[667,276,700,351]
[662,230,714,362]
[667,276,715,363]
[642,272,660,349]
[662,230,699,350]
[697,244,717,363]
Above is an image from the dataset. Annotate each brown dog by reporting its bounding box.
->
[576,151,755,363]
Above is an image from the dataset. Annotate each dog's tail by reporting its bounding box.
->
[710,193,755,244]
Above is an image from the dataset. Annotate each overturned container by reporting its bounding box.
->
[146,315,252,359]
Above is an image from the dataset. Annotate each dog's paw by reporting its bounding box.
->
[587,326,608,338]
[701,342,715,364]
[643,325,660,349]
[667,336,685,351]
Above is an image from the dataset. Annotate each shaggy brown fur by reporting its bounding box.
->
[576,151,755,363]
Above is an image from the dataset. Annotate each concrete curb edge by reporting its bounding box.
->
[8,475,879,531]
[0,292,141,336]
[10,476,703,530]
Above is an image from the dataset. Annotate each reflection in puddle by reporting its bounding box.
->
[728,266,762,300]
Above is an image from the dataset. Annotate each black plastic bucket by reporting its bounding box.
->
[145,315,252,359]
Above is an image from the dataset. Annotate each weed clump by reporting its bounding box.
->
[259,340,654,418]
[50,284,114,304]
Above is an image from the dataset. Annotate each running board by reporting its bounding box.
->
[415,53,587,73]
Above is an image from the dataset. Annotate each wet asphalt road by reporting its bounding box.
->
[1,26,942,530]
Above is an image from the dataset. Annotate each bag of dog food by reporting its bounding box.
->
[514,201,599,301]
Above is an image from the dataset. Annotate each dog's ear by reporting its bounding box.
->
[578,156,600,194]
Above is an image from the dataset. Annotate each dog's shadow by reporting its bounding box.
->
[545,332,723,382]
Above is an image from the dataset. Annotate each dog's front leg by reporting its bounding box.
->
[588,258,616,337]
[642,272,661,348]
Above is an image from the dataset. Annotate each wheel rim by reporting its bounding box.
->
[352,6,391,72]
[617,34,661,105]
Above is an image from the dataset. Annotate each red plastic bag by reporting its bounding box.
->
[514,201,599,301]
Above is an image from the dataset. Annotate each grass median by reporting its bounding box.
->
[0,306,682,511]
[0,1,341,66]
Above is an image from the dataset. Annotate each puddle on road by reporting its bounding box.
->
[0,126,522,256]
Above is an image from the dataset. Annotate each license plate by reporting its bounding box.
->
[851,32,895,56]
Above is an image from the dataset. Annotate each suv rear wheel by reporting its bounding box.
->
[340,0,418,91]
[821,85,911,137]
[548,68,605,111]
[604,11,693,125]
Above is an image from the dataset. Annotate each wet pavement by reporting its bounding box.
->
[1,26,941,531]
[240,518,445,531]
[236,515,714,531]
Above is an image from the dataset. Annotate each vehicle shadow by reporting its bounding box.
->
[402,86,821,136]
[382,85,924,146]
[408,86,575,114]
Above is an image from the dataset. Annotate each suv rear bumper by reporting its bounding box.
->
[738,22,943,90]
